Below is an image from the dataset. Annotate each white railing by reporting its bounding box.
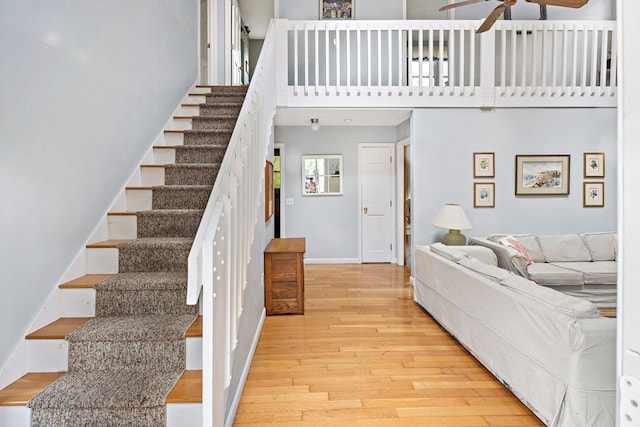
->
[278,19,617,108]
[186,20,277,427]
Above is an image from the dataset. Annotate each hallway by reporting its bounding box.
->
[233,264,543,426]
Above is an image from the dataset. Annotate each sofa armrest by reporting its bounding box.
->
[469,237,529,277]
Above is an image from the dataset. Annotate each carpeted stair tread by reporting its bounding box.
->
[198,103,242,116]
[164,163,221,185]
[175,145,227,164]
[191,116,237,131]
[118,237,193,273]
[152,185,212,210]
[136,209,203,238]
[28,370,180,409]
[183,129,233,145]
[66,314,197,342]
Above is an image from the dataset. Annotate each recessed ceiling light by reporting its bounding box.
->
[343,118,352,123]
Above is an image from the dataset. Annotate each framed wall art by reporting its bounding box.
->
[321,0,353,20]
[474,182,495,208]
[473,152,495,178]
[265,160,274,221]
[515,155,570,195]
[584,152,605,178]
[583,182,604,207]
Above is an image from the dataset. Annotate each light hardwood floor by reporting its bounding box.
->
[233,264,544,426]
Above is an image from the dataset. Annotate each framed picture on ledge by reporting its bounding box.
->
[321,0,354,20]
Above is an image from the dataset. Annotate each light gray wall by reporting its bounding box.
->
[411,107,617,251]
[276,126,397,261]
[0,0,198,370]
[277,0,403,20]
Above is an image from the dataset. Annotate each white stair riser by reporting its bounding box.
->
[170,117,192,130]
[153,147,176,164]
[25,337,201,372]
[59,289,95,317]
[0,407,29,426]
[140,166,165,186]
[87,248,119,274]
[26,340,68,372]
[163,131,184,146]
[179,105,199,116]
[185,94,206,104]
[125,188,152,211]
[167,403,203,427]
[108,215,137,240]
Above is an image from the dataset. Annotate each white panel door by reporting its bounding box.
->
[360,144,394,263]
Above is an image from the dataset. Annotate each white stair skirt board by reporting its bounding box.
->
[140,166,165,186]
[0,406,30,427]
[86,247,119,274]
[153,147,176,164]
[167,403,202,427]
[107,214,137,240]
[125,188,153,211]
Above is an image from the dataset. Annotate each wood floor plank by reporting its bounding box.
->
[232,264,543,426]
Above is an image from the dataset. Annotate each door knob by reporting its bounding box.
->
[363,207,368,214]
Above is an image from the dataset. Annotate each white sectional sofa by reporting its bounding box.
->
[469,232,617,308]
[413,243,616,427]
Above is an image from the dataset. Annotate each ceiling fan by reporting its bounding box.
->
[440,0,589,33]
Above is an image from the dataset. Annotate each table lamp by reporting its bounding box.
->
[432,203,472,245]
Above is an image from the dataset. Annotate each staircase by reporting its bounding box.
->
[0,85,247,426]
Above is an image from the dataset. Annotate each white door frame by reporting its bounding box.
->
[396,137,410,266]
[357,143,396,263]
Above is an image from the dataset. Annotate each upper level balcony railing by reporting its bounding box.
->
[274,19,617,109]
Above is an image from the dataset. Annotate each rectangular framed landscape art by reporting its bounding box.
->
[515,155,570,196]
[474,182,495,208]
[321,0,353,19]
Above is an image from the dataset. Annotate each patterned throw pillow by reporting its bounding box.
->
[500,236,534,265]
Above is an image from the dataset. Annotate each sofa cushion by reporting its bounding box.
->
[457,255,514,282]
[500,236,533,264]
[488,234,545,262]
[552,261,617,285]
[527,262,584,286]
[455,246,498,266]
[500,275,599,319]
[581,232,617,261]
[537,234,592,262]
[429,243,468,263]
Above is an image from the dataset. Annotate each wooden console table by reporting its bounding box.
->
[264,238,306,315]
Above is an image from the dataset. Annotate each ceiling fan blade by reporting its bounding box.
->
[439,0,489,12]
[476,0,516,33]
[525,0,587,8]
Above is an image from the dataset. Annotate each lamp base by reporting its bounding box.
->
[443,229,467,246]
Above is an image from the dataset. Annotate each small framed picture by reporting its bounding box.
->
[474,182,495,208]
[583,182,604,207]
[321,0,353,20]
[584,152,605,178]
[473,152,495,178]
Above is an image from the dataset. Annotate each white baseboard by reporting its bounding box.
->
[304,258,360,264]
[224,308,266,427]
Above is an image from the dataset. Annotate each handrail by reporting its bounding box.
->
[186,19,278,427]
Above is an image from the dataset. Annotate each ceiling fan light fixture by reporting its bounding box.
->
[310,118,320,132]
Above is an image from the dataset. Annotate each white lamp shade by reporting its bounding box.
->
[432,203,472,230]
